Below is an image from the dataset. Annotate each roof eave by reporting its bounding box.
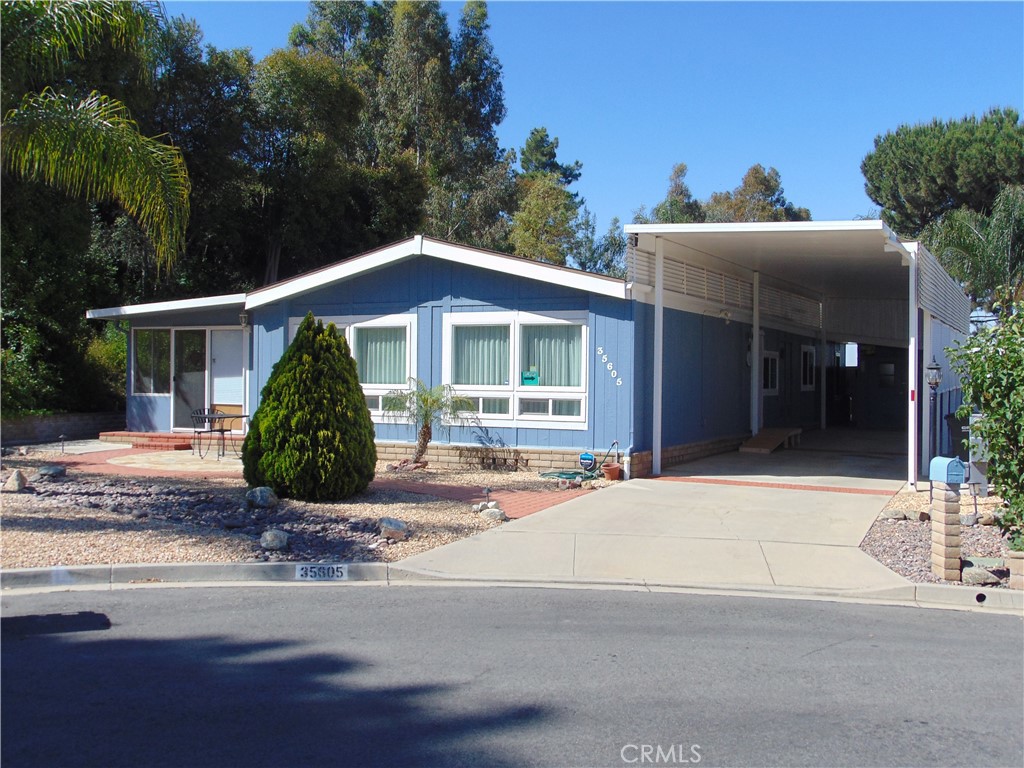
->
[86,293,247,320]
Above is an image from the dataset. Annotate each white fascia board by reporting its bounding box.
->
[624,219,892,236]
[86,293,246,319]
[246,237,421,309]
[245,234,627,310]
[421,238,627,299]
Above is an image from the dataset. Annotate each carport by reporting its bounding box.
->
[624,220,971,486]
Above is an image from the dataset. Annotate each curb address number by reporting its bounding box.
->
[296,564,349,581]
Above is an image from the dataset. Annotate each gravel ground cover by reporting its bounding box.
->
[1,456,558,569]
[1,451,1014,589]
[863,488,1011,585]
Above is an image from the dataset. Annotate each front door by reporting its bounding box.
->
[172,329,207,429]
[211,329,244,420]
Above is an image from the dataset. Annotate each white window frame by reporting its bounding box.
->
[763,351,779,397]
[442,310,588,430]
[800,345,816,392]
[131,327,172,396]
[288,313,416,421]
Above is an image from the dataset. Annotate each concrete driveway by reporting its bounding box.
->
[397,439,911,598]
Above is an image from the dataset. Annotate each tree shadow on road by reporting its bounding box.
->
[2,614,549,768]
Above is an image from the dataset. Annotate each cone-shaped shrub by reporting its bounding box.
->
[242,313,376,500]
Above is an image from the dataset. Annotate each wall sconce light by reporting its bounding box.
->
[239,311,250,329]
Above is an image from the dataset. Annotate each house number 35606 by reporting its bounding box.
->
[596,347,622,386]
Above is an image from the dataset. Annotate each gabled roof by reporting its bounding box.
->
[244,235,627,309]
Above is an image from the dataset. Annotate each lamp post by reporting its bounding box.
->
[925,357,942,460]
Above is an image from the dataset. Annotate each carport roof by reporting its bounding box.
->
[624,220,911,300]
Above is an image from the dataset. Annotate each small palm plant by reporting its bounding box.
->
[383,378,474,464]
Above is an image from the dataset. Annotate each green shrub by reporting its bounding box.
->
[949,302,1024,550]
[242,313,376,501]
[82,322,127,410]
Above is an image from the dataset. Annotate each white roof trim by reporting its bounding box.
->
[86,293,246,319]
[625,219,893,236]
[245,235,626,309]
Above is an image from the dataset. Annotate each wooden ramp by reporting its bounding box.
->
[739,427,802,454]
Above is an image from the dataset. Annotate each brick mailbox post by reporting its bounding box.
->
[929,457,966,582]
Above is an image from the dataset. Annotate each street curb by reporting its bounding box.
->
[0,562,389,589]
[3,562,1022,614]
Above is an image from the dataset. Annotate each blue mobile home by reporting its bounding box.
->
[88,222,970,485]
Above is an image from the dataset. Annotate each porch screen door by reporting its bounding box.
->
[211,330,244,415]
[172,330,207,429]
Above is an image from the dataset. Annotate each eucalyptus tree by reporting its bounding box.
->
[423,0,515,249]
[572,210,627,277]
[703,165,810,223]
[510,172,578,265]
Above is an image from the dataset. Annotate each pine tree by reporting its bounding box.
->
[242,313,377,501]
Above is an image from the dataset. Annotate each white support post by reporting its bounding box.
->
[653,238,665,476]
[819,311,827,431]
[907,253,919,487]
[242,324,252,432]
[920,311,933,480]
[750,272,761,435]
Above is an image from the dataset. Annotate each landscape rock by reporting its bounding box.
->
[3,470,28,493]
[960,566,1000,586]
[479,507,508,522]
[33,465,67,481]
[246,487,279,509]
[960,513,979,527]
[978,511,1000,526]
[260,529,289,550]
[880,508,909,521]
[378,517,410,541]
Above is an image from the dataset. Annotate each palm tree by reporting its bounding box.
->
[924,185,1024,310]
[383,378,474,464]
[1,0,190,270]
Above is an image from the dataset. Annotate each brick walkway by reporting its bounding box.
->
[372,478,591,518]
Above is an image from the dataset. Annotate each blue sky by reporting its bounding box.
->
[163,1,1024,232]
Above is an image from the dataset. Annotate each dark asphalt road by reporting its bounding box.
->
[2,586,1022,768]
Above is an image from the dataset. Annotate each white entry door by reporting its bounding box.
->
[210,330,244,421]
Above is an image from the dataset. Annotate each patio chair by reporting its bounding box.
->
[191,408,229,459]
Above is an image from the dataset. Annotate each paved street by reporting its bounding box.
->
[3,586,1021,767]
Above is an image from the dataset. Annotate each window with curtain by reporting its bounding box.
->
[521,324,582,387]
[356,326,407,385]
[452,325,509,386]
[133,329,171,394]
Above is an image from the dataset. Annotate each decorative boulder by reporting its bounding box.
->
[2,470,28,493]
[978,511,1000,526]
[379,517,410,541]
[480,507,508,522]
[247,487,279,510]
[31,465,67,483]
[260,529,289,551]
[961,566,1000,586]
